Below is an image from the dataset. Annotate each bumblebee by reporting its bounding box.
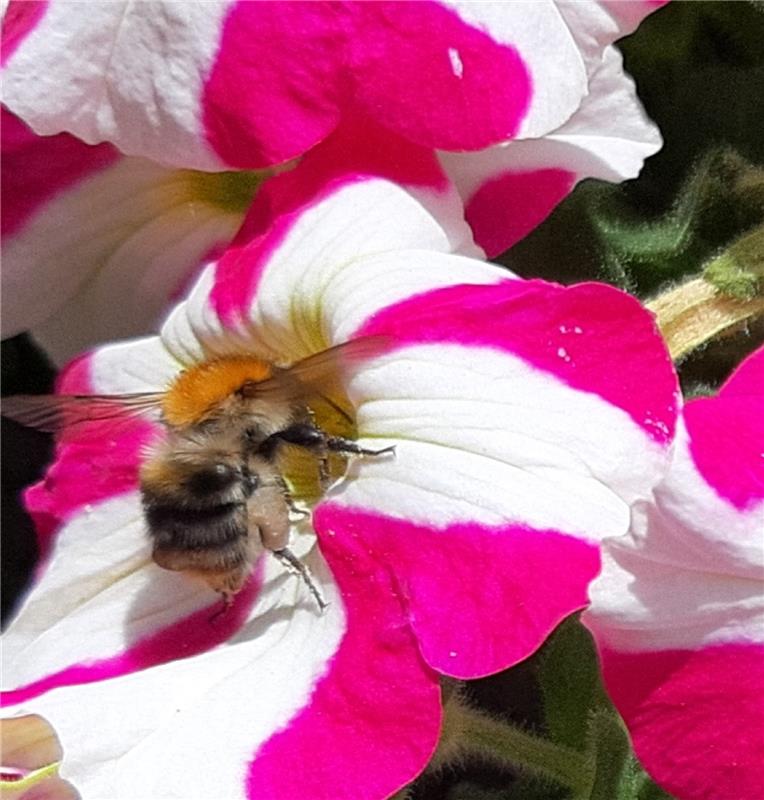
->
[3,338,392,610]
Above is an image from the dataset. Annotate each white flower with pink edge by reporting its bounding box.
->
[1,156,679,799]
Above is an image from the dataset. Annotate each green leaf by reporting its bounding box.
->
[537,615,609,751]
[583,709,635,800]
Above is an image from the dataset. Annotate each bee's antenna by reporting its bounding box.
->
[272,547,328,612]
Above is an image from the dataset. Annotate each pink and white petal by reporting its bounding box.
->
[434,0,585,142]
[426,1,665,144]
[2,108,116,339]
[25,339,178,551]
[584,425,763,653]
[355,0,655,148]
[2,491,439,800]
[583,353,764,800]
[2,115,253,364]
[7,340,275,683]
[441,46,662,257]
[206,0,560,166]
[160,218,677,677]
[208,0,536,169]
[10,332,439,797]
[311,279,676,677]
[3,0,664,172]
[315,504,601,680]
[292,119,483,260]
[2,0,231,170]
[1,108,117,243]
[682,395,764,526]
[245,521,440,800]
[160,172,490,365]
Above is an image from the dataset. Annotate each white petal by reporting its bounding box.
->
[331,343,667,540]
[88,336,182,395]
[3,155,246,365]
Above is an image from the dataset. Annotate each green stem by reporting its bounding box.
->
[458,705,591,795]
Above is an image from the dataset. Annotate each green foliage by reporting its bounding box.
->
[537,614,609,752]
[591,149,764,296]
[584,709,634,800]
[703,225,764,300]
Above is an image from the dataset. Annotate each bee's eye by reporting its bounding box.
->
[186,464,238,497]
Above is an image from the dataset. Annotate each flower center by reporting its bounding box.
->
[182,168,269,213]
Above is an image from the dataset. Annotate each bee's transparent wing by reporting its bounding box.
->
[283,336,390,390]
[242,336,390,420]
[1,392,164,433]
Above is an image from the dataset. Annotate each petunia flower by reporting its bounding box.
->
[1,152,679,798]
[583,347,764,800]
[2,0,665,261]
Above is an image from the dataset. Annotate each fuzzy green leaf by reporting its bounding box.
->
[537,615,608,751]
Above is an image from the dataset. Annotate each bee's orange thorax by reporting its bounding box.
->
[161,356,273,427]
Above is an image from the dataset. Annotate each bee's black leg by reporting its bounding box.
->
[262,423,396,459]
[325,436,396,458]
[272,547,328,612]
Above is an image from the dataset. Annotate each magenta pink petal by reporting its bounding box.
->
[683,346,764,511]
[719,346,764,398]
[684,395,764,511]
[349,1,531,150]
[203,1,346,169]
[248,508,440,799]
[464,168,575,257]
[314,504,600,678]
[202,1,533,167]
[599,644,764,800]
